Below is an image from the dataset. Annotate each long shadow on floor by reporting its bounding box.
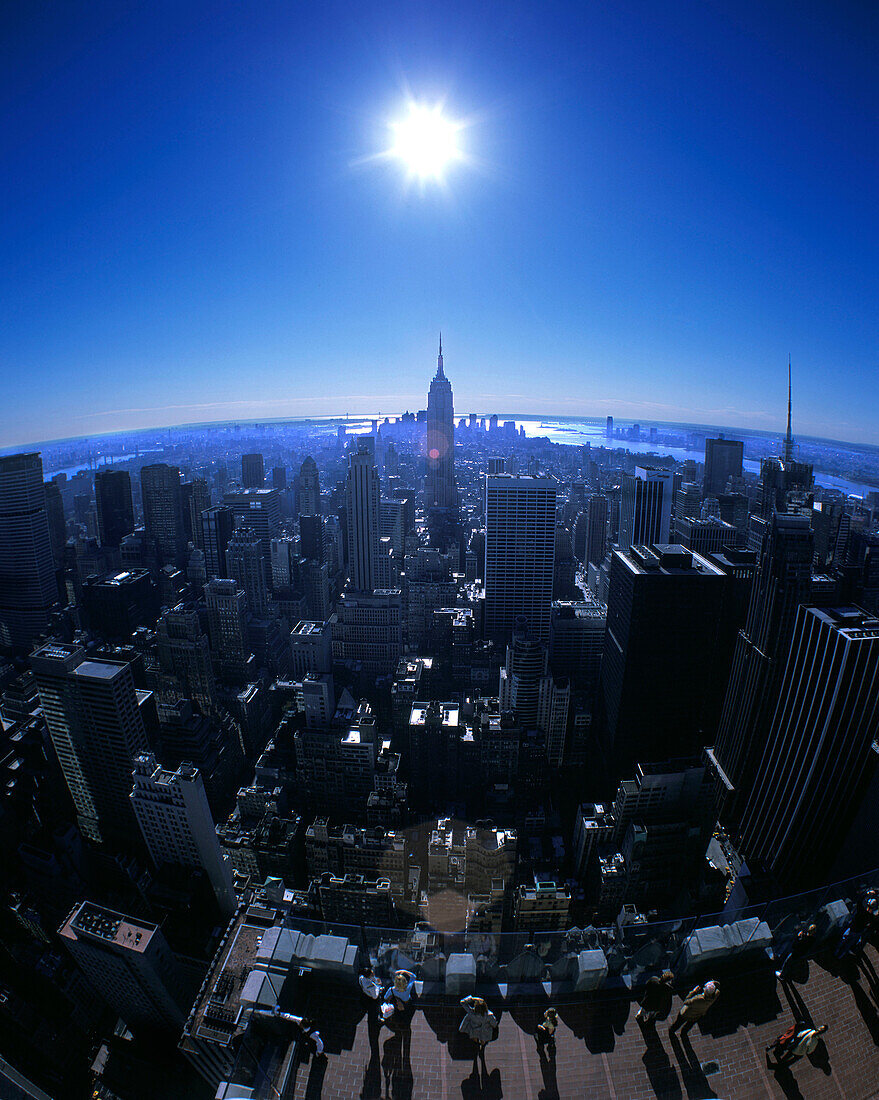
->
[381,1028,413,1100]
[641,1028,683,1100]
[695,963,782,1038]
[460,1063,503,1100]
[851,981,879,1046]
[421,1002,506,1061]
[557,991,630,1053]
[300,1054,328,1100]
[669,1032,717,1100]
[536,1049,560,1100]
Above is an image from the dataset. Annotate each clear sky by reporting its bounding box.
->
[2,0,877,447]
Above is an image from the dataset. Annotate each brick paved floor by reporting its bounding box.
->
[291,946,879,1099]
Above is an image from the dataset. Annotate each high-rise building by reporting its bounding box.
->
[332,589,401,679]
[94,469,135,549]
[703,437,744,498]
[498,618,548,730]
[298,456,321,517]
[31,644,151,845]
[188,478,211,551]
[200,505,234,580]
[81,569,159,641]
[271,466,287,492]
[618,467,673,551]
[599,544,729,777]
[345,439,381,592]
[222,489,281,550]
[204,578,251,684]
[299,514,324,563]
[241,453,265,489]
[585,495,608,567]
[141,464,186,568]
[425,335,457,511]
[710,513,813,828]
[606,416,613,440]
[0,453,58,652]
[59,901,189,1032]
[156,603,217,714]
[484,474,557,645]
[676,517,738,558]
[44,478,67,568]
[737,606,879,891]
[226,527,269,616]
[131,754,236,916]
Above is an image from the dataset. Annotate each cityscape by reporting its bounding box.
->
[2,3,878,1099]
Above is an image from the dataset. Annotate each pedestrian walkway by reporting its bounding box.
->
[291,945,879,1099]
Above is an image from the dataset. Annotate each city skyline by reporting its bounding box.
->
[2,2,877,446]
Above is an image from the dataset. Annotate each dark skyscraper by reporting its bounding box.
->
[299,456,321,517]
[737,605,879,891]
[599,544,729,777]
[703,437,744,498]
[345,439,381,592]
[241,453,265,489]
[585,494,609,567]
[94,469,135,549]
[710,512,813,828]
[141,464,186,567]
[618,467,673,551]
[0,453,58,652]
[201,505,233,580]
[425,336,456,512]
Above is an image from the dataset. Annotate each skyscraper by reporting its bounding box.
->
[226,527,269,616]
[298,455,321,517]
[498,617,549,730]
[94,469,135,549]
[425,335,456,511]
[346,438,381,592]
[737,606,879,891]
[599,544,729,777]
[710,513,813,828]
[703,437,744,498]
[59,901,189,1032]
[31,644,151,845]
[141,464,186,567]
[188,477,211,551]
[484,474,557,644]
[0,453,58,651]
[585,494,608,567]
[131,754,236,917]
[241,453,265,489]
[618,467,673,550]
[204,577,250,683]
[200,505,234,580]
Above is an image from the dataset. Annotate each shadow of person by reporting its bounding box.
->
[537,1050,560,1100]
[781,981,813,1025]
[481,1067,503,1100]
[360,1048,382,1100]
[302,1055,327,1100]
[669,1031,717,1100]
[642,1041,682,1099]
[460,1063,482,1100]
[770,1063,806,1100]
[851,982,879,1046]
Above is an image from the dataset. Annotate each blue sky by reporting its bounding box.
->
[1,0,877,446]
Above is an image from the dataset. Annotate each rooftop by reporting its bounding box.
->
[60,902,157,953]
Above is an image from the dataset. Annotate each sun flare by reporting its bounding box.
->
[389,101,462,181]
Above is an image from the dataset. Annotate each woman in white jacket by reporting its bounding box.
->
[459,996,498,1056]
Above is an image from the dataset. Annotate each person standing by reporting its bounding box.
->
[775,924,819,982]
[383,969,417,1020]
[668,981,720,1034]
[635,970,675,1026]
[459,995,499,1059]
[535,1008,559,1057]
[360,965,383,1016]
[767,1023,828,1066]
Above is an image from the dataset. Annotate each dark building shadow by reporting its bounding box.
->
[695,964,781,1037]
[769,1064,806,1100]
[557,992,629,1053]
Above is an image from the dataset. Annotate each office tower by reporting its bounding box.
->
[290,620,333,677]
[549,600,606,691]
[270,536,295,588]
[618,467,673,550]
[141,464,186,567]
[711,513,813,827]
[484,474,557,645]
[59,901,189,1032]
[200,505,233,580]
[487,457,506,475]
[498,617,549,729]
[737,606,879,891]
[81,569,159,641]
[298,455,321,517]
[332,589,401,679]
[222,488,281,551]
[676,517,738,557]
[131,754,236,917]
[703,437,744,498]
[94,469,134,549]
[599,545,729,777]
[302,559,331,620]
[44,478,67,568]
[188,478,211,551]
[31,644,151,845]
[299,514,324,563]
[204,578,250,683]
[241,453,265,489]
[0,453,58,651]
[606,416,613,440]
[226,527,269,616]
[585,494,608,567]
[538,674,570,767]
[345,439,381,592]
[425,335,457,510]
[156,604,217,714]
[271,466,287,492]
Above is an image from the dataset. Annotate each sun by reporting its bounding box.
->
[389,101,462,181]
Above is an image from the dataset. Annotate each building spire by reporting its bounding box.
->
[435,332,445,380]
[783,355,794,464]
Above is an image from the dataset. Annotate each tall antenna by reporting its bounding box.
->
[783,355,794,464]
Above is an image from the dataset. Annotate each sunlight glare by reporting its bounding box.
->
[389,102,462,181]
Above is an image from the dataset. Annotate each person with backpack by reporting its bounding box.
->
[767,1022,828,1066]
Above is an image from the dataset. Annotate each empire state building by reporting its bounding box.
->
[425,335,457,511]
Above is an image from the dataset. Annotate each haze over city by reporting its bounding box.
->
[2,0,877,446]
